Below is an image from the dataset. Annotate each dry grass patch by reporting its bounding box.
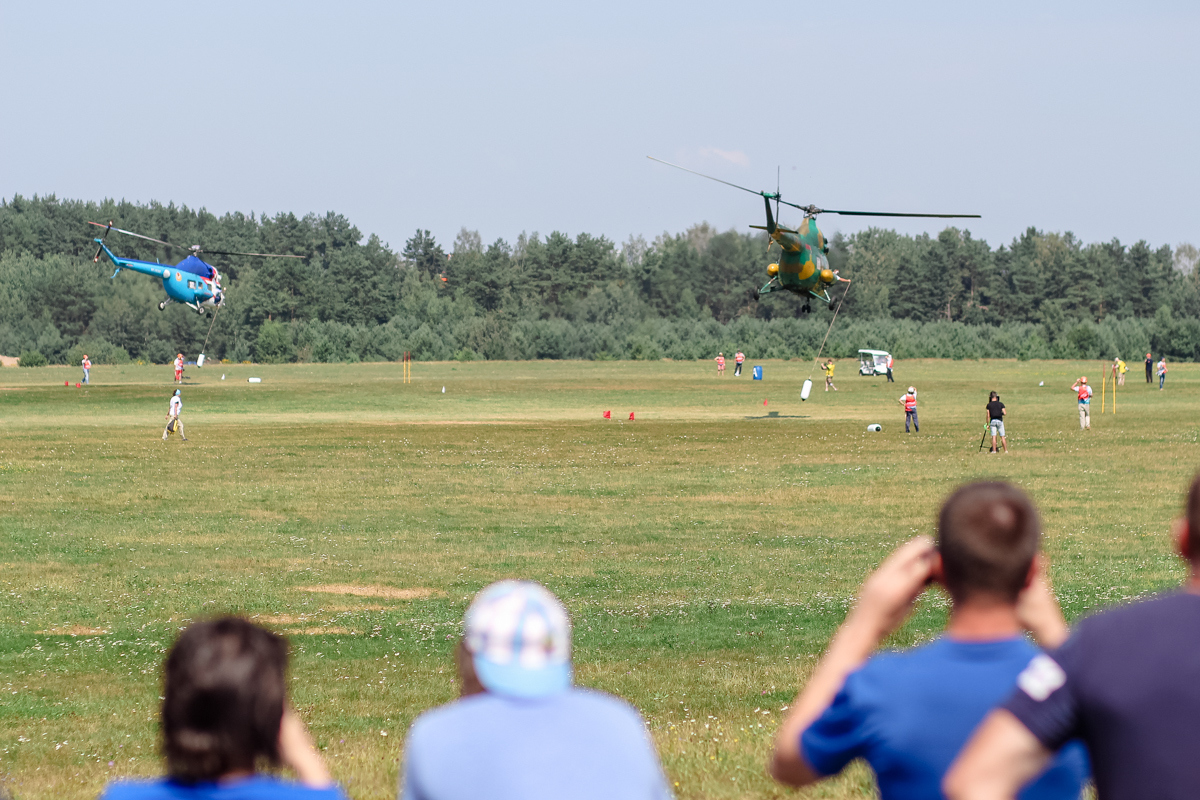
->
[299,584,445,600]
[36,625,109,636]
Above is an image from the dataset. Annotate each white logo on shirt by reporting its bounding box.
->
[1017,654,1067,702]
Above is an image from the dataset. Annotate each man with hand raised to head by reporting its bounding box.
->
[770,482,1088,800]
[945,472,1200,800]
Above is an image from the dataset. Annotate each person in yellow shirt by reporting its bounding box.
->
[824,359,838,392]
[1116,357,1127,386]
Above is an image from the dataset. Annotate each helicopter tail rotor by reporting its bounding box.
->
[91,220,113,263]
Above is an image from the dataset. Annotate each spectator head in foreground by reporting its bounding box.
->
[100,617,342,800]
[945,472,1200,800]
[462,579,572,698]
[771,482,1087,800]
[402,580,672,800]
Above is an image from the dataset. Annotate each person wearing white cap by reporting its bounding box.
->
[1071,377,1092,430]
[163,389,188,441]
[899,386,919,433]
[400,580,671,800]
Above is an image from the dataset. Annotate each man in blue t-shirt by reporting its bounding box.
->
[945,473,1200,800]
[400,580,671,800]
[771,481,1088,800]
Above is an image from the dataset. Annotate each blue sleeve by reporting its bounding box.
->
[400,728,426,800]
[799,673,873,777]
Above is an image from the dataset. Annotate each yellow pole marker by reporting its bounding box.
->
[1101,362,1106,414]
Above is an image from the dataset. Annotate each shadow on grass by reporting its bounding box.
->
[743,412,810,419]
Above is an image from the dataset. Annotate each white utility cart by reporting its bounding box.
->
[858,349,891,376]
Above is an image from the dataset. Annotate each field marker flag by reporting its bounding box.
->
[603,410,611,419]
[763,398,768,406]
[628,412,635,421]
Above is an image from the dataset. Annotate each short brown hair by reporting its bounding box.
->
[1186,473,1200,561]
[937,482,1040,604]
[162,617,287,782]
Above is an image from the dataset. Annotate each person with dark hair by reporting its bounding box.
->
[986,392,1008,454]
[945,472,1200,800]
[400,580,671,800]
[770,482,1087,799]
[100,617,343,800]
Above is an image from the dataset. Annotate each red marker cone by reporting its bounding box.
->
[628,412,635,421]
[603,410,611,419]
[65,381,69,386]
[76,382,81,388]
[763,398,768,406]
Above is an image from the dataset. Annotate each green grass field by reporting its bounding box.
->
[1,358,1193,799]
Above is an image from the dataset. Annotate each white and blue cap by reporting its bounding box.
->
[464,580,572,698]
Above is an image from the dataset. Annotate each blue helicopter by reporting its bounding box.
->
[88,221,303,315]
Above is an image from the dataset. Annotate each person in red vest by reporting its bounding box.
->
[715,352,726,376]
[899,386,919,433]
[1071,377,1092,430]
[734,350,745,377]
[81,354,91,385]
[886,353,895,383]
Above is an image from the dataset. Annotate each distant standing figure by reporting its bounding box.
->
[1116,357,1126,386]
[81,354,91,385]
[163,389,188,442]
[715,352,726,376]
[1145,352,1153,384]
[1158,357,1167,390]
[824,359,837,392]
[986,391,1008,454]
[1071,377,1092,430]
[886,353,895,382]
[899,386,918,432]
[734,350,745,377]
[174,353,184,384]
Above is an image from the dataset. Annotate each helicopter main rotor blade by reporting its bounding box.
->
[815,209,981,218]
[201,249,306,259]
[647,156,778,199]
[87,221,190,251]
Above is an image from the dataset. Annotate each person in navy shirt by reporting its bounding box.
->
[771,481,1088,800]
[100,617,344,800]
[946,472,1200,800]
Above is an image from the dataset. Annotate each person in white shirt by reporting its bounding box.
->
[81,354,91,385]
[163,389,188,441]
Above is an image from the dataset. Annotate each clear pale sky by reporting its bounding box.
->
[2,1,1196,253]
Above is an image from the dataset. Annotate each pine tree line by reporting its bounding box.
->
[2,194,1197,364]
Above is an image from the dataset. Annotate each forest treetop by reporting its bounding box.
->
[2,194,1198,365]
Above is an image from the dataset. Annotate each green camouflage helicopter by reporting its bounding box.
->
[649,157,979,311]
